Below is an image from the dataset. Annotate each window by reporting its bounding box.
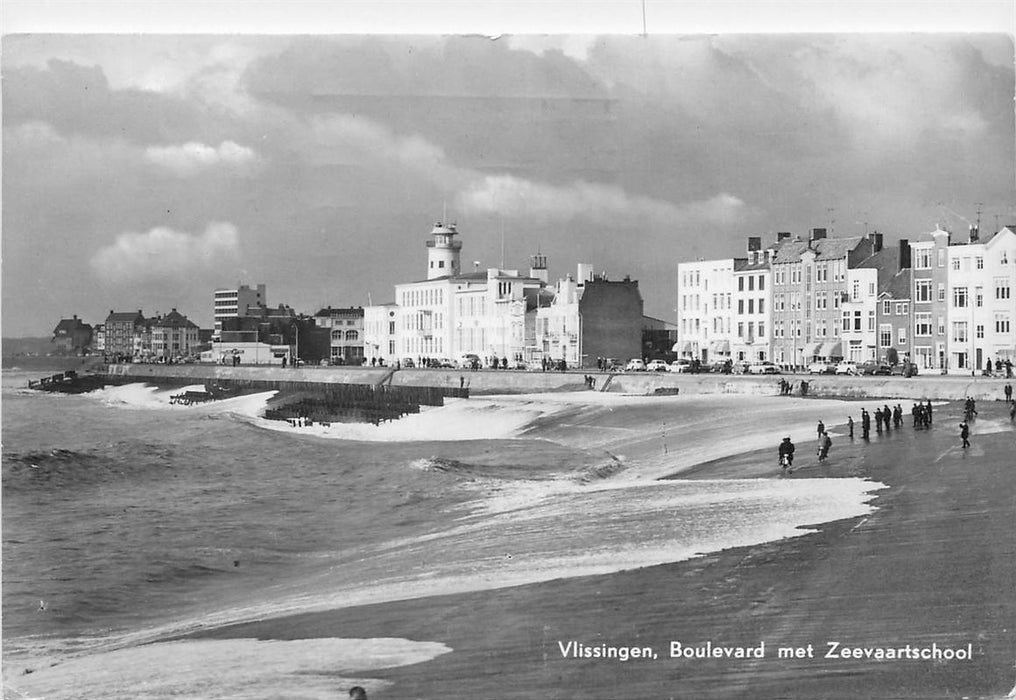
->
[975,287,983,307]
[951,258,960,271]
[748,276,755,291]
[996,315,1012,335]
[997,278,1012,300]
[738,277,744,291]
[853,311,862,331]
[737,322,744,338]
[976,325,984,339]
[738,299,744,314]
[952,321,967,344]
[915,249,932,269]
[938,316,945,335]
[976,257,984,269]
[880,325,892,347]
[915,313,932,336]
[915,280,932,302]
[759,276,765,291]
[748,299,755,314]
[938,284,946,302]
[882,300,891,315]
[952,287,968,308]
[758,322,765,338]
[759,299,765,314]
[897,327,907,345]
[894,302,909,315]
[852,280,860,300]
[868,311,876,332]
[937,249,946,267]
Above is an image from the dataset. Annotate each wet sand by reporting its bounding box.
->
[194,400,1016,699]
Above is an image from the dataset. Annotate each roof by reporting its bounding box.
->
[151,310,199,329]
[53,318,90,334]
[734,255,771,272]
[106,311,145,324]
[771,236,866,264]
[314,307,365,318]
[404,271,544,285]
[883,268,912,300]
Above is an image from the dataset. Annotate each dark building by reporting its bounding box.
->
[104,310,146,358]
[578,276,644,367]
[51,315,93,355]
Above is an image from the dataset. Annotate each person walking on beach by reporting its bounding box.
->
[925,400,933,424]
[1004,383,1013,403]
[960,421,970,449]
[817,420,825,439]
[817,431,832,462]
[861,409,871,440]
[847,415,854,439]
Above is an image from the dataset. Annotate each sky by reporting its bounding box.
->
[2,2,1015,336]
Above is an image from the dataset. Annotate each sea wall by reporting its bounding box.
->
[93,364,1013,401]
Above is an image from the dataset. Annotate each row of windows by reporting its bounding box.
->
[916,247,1012,270]
[736,275,765,292]
[401,287,445,308]
[773,260,847,286]
[330,330,360,341]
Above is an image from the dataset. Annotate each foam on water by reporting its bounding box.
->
[4,637,451,700]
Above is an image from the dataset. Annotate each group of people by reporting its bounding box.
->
[983,358,1014,378]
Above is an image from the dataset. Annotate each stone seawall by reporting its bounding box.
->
[96,364,1013,401]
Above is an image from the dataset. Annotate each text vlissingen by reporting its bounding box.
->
[557,640,974,662]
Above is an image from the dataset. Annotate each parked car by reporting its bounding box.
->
[807,361,836,375]
[400,357,415,368]
[890,363,918,377]
[748,361,781,375]
[625,358,647,372]
[835,361,858,375]
[668,359,693,373]
[858,360,891,375]
[603,357,623,371]
[456,353,481,369]
[646,359,669,372]
[731,360,752,375]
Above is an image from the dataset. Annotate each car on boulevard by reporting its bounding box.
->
[808,361,836,374]
[835,361,859,375]
[858,360,892,375]
[625,358,647,372]
[645,359,669,372]
[668,359,693,373]
[748,361,781,374]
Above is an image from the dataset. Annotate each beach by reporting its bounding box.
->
[3,374,1015,699]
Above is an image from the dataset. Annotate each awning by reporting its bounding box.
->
[709,340,731,353]
[802,342,821,358]
[820,341,842,358]
[672,341,693,353]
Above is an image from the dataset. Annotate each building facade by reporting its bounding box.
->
[104,310,146,358]
[313,307,365,364]
[51,315,93,354]
[363,303,400,365]
[149,309,201,360]
[213,284,266,340]
[910,226,952,372]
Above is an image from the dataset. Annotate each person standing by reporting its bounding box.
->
[925,400,933,424]
[874,407,883,434]
[818,431,832,462]
[1004,383,1012,403]
[817,420,825,439]
[861,409,871,440]
[883,404,893,431]
[960,421,970,449]
[847,415,854,439]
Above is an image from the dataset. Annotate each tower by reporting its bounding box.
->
[426,221,462,279]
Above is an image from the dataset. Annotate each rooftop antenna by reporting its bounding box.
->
[974,202,983,231]
[500,215,505,269]
[826,207,835,236]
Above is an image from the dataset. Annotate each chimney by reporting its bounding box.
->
[810,227,827,241]
[898,238,911,271]
[776,231,791,243]
[868,231,883,253]
[968,224,979,243]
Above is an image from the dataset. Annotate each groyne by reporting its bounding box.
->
[52,364,1013,402]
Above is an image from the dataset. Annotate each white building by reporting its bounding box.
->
[392,222,547,366]
[675,258,736,364]
[213,284,266,340]
[840,266,879,363]
[732,238,773,363]
[363,303,400,365]
[946,226,1016,373]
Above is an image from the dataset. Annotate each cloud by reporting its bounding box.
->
[90,222,240,284]
[144,141,259,176]
[455,174,745,227]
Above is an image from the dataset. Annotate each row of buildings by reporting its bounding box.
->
[208,221,655,368]
[53,219,1015,374]
[676,225,1016,374]
[52,309,204,360]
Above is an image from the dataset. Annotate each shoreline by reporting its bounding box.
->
[185,398,1016,699]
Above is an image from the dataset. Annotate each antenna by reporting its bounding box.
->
[975,202,983,231]
[442,200,447,224]
[826,207,835,236]
[500,216,505,269]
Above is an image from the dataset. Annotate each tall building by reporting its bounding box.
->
[51,315,93,354]
[732,237,773,363]
[875,240,913,366]
[945,225,1016,373]
[213,284,266,340]
[770,229,878,368]
[104,310,146,358]
[313,306,365,364]
[910,226,952,372]
[537,267,644,368]
[363,303,400,364]
[675,258,735,363]
[149,309,200,360]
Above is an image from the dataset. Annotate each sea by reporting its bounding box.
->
[1,365,886,699]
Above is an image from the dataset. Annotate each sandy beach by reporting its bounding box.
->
[172,393,1016,700]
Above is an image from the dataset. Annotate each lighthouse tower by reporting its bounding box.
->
[426,221,462,279]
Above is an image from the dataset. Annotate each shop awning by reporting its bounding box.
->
[802,342,821,358]
[672,341,693,353]
[820,341,842,358]
[709,340,731,353]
